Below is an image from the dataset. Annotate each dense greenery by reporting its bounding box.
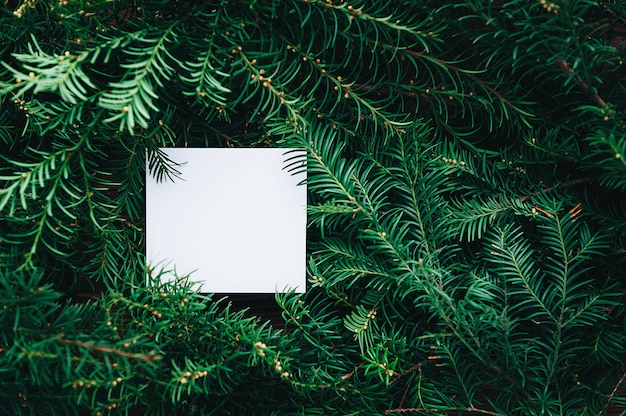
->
[1,0,626,414]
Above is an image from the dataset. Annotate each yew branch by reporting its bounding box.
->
[57,337,162,362]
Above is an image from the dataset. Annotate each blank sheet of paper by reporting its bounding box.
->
[146,148,307,293]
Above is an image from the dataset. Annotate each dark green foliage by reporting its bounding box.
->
[1,0,625,414]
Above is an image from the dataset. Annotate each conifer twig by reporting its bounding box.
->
[57,337,162,362]
[376,43,525,116]
[384,406,505,415]
[600,367,626,415]
[556,57,606,108]
[519,177,591,202]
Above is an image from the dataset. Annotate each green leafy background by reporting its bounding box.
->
[1,0,625,414]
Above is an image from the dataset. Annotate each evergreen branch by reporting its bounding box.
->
[283,40,408,134]
[487,227,557,323]
[438,342,476,407]
[389,363,422,386]
[238,50,307,130]
[385,406,506,415]
[307,0,435,41]
[304,130,363,209]
[519,177,592,202]
[557,57,607,109]
[178,9,231,105]
[561,291,606,327]
[275,294,336,359]
[375,43,533,123]
[56,337,162,363]
[99,24,180,133]
[452,193,528,241]
[601,367,626,415]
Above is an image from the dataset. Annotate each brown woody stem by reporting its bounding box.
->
[57,337,161,362]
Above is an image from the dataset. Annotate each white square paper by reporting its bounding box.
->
[146,148,307,293]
